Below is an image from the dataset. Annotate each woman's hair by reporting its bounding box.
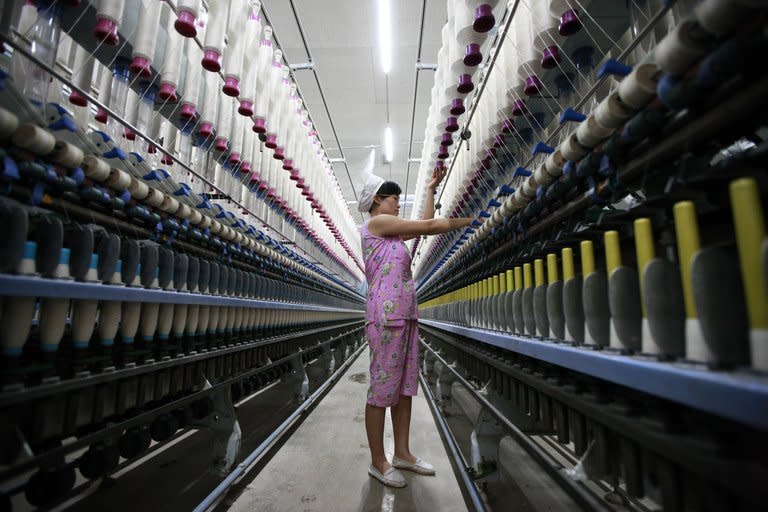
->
[370,181,402,212]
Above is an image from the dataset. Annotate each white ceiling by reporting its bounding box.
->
[262,0,446,221]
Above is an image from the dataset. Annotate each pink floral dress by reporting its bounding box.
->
[361,221,419,407]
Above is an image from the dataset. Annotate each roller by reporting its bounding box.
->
[0,203,33,386]
[617,63,660,110]
[12,124,56,155]
[522,263,536,336]
[729,178,768,370]
[67,226,99,364]
[139,241,160,352]
[50,140,84,169]
[653,20,709,76]
[594,92,634,130]
[545,253,564,340]
[495,272,507,331]
[605,230,641,352]
[576,115,613,148]
[675,201,749,367]
[581,240,609,347]
[559,131,587,162]
[635,218,684,358]
[131,0,162,77]
[107,167,131,191]
[561,247,584,343]
[0,107,19,140]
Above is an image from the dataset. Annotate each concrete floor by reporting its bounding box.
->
[226,352,468,512]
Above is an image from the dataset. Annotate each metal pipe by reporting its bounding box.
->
[403,0,428,220]
[278,0,360,210]
[418,369,487,512]
[193,339,367,512]
[419,333,608,511]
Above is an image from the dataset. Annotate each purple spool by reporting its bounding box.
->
[524,75,542,96]
[541,45,561,69]
[512,99,528,116]
[438,145,450,159]
[464,44,483,67]
[441,133,454,146]
[445,117,460,132]
[494,134,505,147]
[457,74,474,94]
[450,98,466,115]
[473,4,495,33]
[559,9,581,37]
[502,118,515,133]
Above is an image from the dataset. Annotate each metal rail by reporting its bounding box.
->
[0,274,364,311]
[193,336,367,512]
[420,320,768,431]
[419,333,608,512]
[0,324,364,481]
[419,366,488,512]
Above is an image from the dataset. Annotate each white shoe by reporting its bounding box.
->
[392,456,436,476]
[368,464,407,488]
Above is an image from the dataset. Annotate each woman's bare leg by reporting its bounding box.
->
[391,396,417,462]
[366,403,391,472]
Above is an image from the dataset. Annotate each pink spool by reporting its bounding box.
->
[202,49,222,72]
[94,17,119,45]
[175,10,197,37]
[464,43,482,67]
[473,4,495,33]
[457,74,474,94]
[222,77,240,97]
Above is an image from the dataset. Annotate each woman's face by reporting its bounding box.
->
[375,194,400,216]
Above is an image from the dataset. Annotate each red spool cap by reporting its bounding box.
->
[222,76,240,97]
[238,100,254,117]
[158,82,178,102]
[175,10,198,37]
[93,17,119,45]
[69,90,88,107]
[198,122,214,139]
[130,55,152,78]
[252,117,266,133]
[180,102,196,120]
[202,49,222,72]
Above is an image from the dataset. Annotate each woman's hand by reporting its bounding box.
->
[427,167,447,191]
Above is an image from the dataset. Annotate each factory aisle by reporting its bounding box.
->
[225,351,468,512]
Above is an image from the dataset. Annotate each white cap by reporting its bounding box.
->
[357,173,385,213]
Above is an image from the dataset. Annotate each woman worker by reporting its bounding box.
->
[358,167,473,488]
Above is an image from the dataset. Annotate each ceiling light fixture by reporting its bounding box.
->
[384,125,393,163]
[378,0,392,74]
